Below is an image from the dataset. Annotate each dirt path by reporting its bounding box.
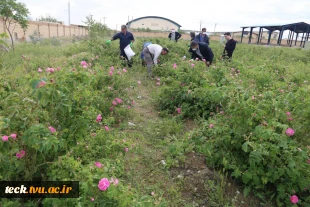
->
[123,77,261,207]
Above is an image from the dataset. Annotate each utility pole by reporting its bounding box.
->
[214,23,217,34]
[68,1,70,25]
[199,20,204,31]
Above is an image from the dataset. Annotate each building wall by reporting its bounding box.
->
[128,18,180,31]
[0,18,88,41]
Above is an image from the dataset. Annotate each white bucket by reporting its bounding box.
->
[124,45,135,60]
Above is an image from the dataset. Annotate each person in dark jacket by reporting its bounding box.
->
[222,32,237,60]
[195,28,210,45]
[107,25,135,67]
[190,32,196,41]
[168,29,182,42]
[188,41,214,67]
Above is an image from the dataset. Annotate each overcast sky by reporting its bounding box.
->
[20,0,310,36]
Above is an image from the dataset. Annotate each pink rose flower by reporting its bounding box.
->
[2,135,9,142]
[96,55,99,58]
[110,178,119,186]
[123,68,127,73]
[112,101,117,106]
[191,63,195,68]
[48,126,56,134]
[286,112,291,116]
[290,195,298,204]
[156,82,160,86]
[137,81,141,85]
[177,108,181,114]
[10,134,17,140]
[104,126,109,131]
[209,124,214,128]
[98,178,110,191]
[16,150,26,159]
[124,147,129,152]
[96,114,102,122]
[173,63,177,69]
[285,128,295,137]
[115,98,123,103]
[38,68,42,72]
[109,71,113,76]
[128,106,131,109]
[151,192,155,196]
[95,162,103,168]
[91,197,95,201]
[110,66,114,71]
[80,61,88,67]
[37,81,46,88]
[110,107,114,111]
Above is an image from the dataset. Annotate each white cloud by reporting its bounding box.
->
[19,0,310,35]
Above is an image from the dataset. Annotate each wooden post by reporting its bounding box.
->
[69,26,71,36]
[294,33,298,46]
[267,30,272,45]
[57,24,59,37]
[300,33,305,46]
[48,23,50,38]
[257,27,262,44]
[248,27,253,44]
[287,31,292,45]
[240,27,245,43]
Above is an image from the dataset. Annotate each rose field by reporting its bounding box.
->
[0,35,310,207]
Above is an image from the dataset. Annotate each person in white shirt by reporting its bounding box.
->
[142,44,169,78]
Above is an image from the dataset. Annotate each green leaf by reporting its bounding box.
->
[30,79,40,89]
[37,90,42,100]
[249,151,263,164]
[242,141,249,152]
[243,186,251,197]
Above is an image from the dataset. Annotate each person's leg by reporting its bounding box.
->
[121,49,133,68]
[143,48,153,78]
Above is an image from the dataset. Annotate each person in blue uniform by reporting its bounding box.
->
[106,25,135,67]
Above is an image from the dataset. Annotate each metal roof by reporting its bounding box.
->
[241,22,310,33]
[126,16,182,27]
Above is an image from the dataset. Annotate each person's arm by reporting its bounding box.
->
[188,49,196,59]
[111,33,119,41]
[153,47,161,65]
[177,32,182,39]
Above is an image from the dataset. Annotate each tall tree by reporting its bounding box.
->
[0,0,30,50]
[38,14,58,23]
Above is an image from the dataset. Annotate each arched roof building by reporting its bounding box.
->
[126,16,182,31]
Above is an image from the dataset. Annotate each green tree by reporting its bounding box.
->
[0,0,30,50]
[38,14,58,23]
[83,16,111,38]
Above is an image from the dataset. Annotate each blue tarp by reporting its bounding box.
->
[141,42,152,59]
